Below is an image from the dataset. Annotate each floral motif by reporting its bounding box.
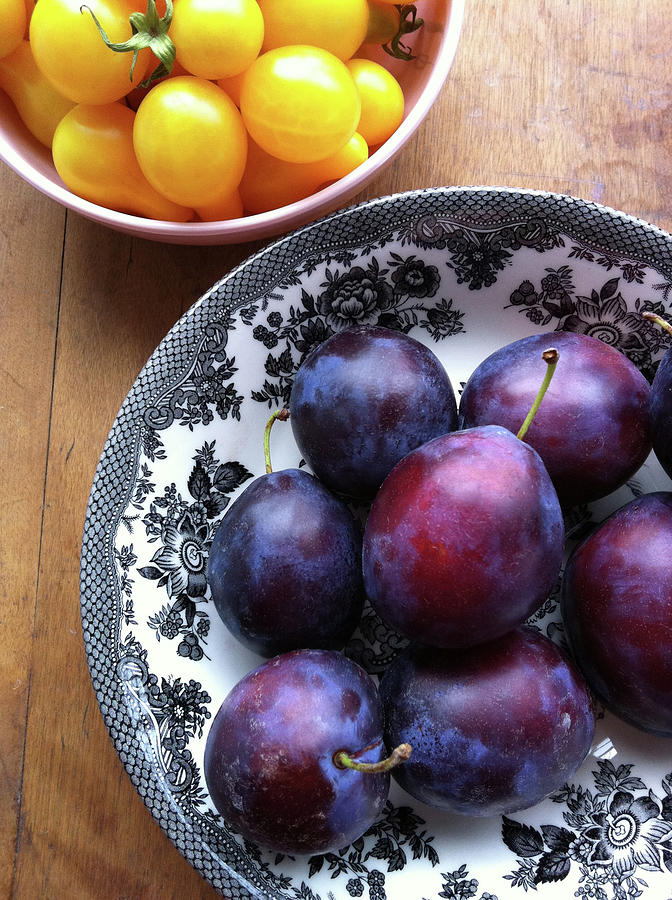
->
[503,760,672,898]
[585,791,670,880]
[145,511,210,597]
[300,802,439,900]
[140,443,253,661]
[390,254,441,298]
[507,271,672,380]
[143,321,244,431]
[250,255,466,410]
[317,261,394,331]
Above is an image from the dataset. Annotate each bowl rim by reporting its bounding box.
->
[0,0,465,243]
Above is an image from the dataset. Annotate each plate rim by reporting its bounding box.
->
[80,184,672,898]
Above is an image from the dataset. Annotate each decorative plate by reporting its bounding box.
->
[81,187,672,900]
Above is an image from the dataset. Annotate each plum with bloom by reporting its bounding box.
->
[290,325,458,499]
[562,491,672,736]
[459,331,651,506]
[363,425,564,648]
[379,628,595,816]
[204,649,407,854]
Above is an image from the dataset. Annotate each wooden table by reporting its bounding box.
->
[2,1,670,896]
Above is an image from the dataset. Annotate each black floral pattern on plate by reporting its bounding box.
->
[84,189,672,900]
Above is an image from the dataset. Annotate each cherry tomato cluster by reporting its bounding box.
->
[0,0,424,222]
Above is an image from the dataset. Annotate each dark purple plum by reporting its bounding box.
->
[379,627,595,816]
[562,492,672,736]
[645,314,672,479]
[207,467,363,657]
[204,649,407,854]
[459,331,652,506]
[289,325,458,499]
[651,352,672,478]
[363,425,564,648]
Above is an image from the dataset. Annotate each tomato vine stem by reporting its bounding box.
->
[81,0,175,85]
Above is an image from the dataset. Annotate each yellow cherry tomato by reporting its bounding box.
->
[171,0,264,80]
[346,58,404,147]
[257,0,368,61]
[364,1,399,45]
[240,45,360,163]
[0,40,75,146]
[133,76,247,208]
[195,189,243,221]
[0,0,25,58]
[52,103,194,219]
[124,58,189,111]
[239,132,368,214]
[29,0,152,104]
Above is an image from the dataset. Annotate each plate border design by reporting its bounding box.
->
[80,186,672,899]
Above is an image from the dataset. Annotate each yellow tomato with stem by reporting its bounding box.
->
[0,40,75,146]
[171,0,264,79]
[257,0,369,61]
[29,0,152,104]
[133,76,248,208]
[0,0,25,58]
[240,45,361,163]
[363,0,399,45]
[52,103,193,219]
[239,133,368,214]
[346,58,404,147]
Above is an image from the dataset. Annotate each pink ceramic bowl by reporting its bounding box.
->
[0,0,464,245]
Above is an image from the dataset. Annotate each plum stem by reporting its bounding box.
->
[642,311,672,338]
[516,348,559,441]
[333,743,412,773]
[264,408,290,474]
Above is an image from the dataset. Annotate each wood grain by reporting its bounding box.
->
[2,1,672,897]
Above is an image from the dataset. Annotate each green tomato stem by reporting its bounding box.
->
[333,742,412,774]
[642,311,672,338]
[383,4,424,61]
[516,348,559,442]
[264,408,290,474]
[81,0,175,86]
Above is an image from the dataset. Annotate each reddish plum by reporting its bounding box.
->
[459,331,652,506]
[204,649,408,854]
[289,325,458,499]
[379,628,595,816]
[562,492,672,736]
[362,425,564,648]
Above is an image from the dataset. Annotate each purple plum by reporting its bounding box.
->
[207,467,363,657]
[459,331,652,506]
[562,491,672,736]
[646,315,672,479]
[289,325,458,499]
[204,649,405,854]
[362,425,564,648]
[379,627,595,816]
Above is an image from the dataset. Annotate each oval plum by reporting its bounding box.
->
[650,348,672,479]
[379,628,595,816]
[459,331,652,506]
[562,491,672,736]
[204,649,390,854]
[363,425,564,648]
[207,468,363,657]
[289,325,458,499]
